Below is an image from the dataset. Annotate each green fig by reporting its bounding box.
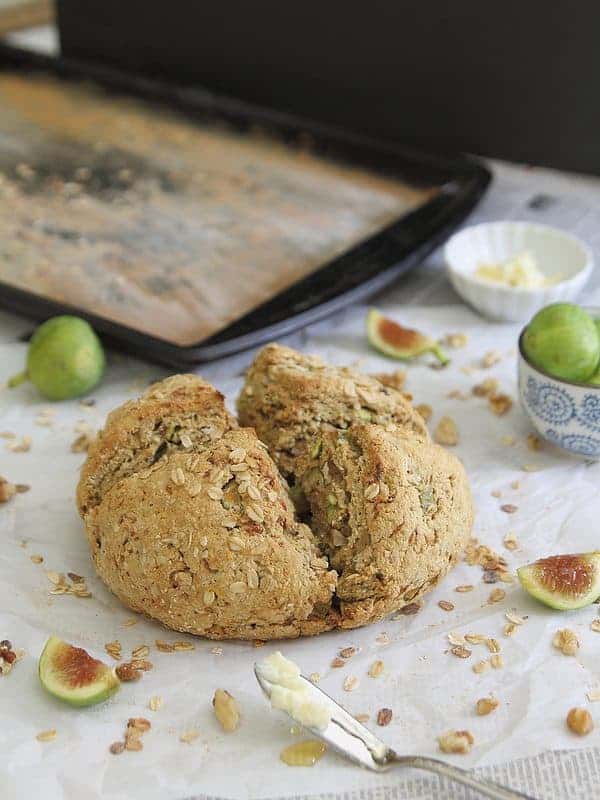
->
[8,315,105,400]
[517,552,600,610]
[366,309,448,365]
[523,303,600,383]
[39,636,120,707]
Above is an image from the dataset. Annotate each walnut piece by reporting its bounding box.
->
[553,629,580,656]
[437,730,474,754]
[434,416,459,446]
[566,707,594,736]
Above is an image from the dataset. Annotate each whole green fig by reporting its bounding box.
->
[523,303,599,383]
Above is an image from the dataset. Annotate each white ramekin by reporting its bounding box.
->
[444,221,593,322]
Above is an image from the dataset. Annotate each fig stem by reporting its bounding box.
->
[431,344,450,366]
[7,370,28,389]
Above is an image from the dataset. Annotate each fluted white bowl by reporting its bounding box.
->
[444,222,593,322]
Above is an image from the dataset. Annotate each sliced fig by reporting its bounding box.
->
[517,552,600,610]
[366,309,448,365]
[39,636,120,707]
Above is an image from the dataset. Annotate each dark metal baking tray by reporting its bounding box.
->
[0,44,490,368]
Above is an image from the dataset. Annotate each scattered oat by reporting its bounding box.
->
[505,610,526,626]
[448,631,466,646]
[180,728,201,744]
[396,602,422,616]
[444,333,468,348]
[149,695,163,712]
[591,619,600,633]
[503,533,519,551]
[587,687,600,702]
[309,672,321,684]
[30,554,44,564]
[438,730,474,754]
[472,660,490,674]
[434,416,459,446]
[213,689,241,732]
[36,729,57,742]
[105,640,122,660]
[481,351,501,368]
[491,489,502,498]
[503,623,518,637]
[376,632,391,646]
[488,588,506,604]
[173,641,195,651]
[526,433,542,451]
[566,708,594,736]
[415,403,432,422]
[472,377,498,397]
[500,504,517,514]
[455,585,474,593]
[485,638,501,654]
[447,389,468,400]
[451,645,472,659]
[464,633,486,645]
[211,646,223,656]
[343,675,359,692]
[155,639,175,653]
[354,713,370,723]
[476,696,499,716]
[376,708,393,726]
[490,654,504,669]
[368,660,385,678]
[553,629,579,656]
[131,644,149,659]
[438,600,454,612]
[501,435,516,446]
[6,436,31,453]
[521,463,541,472]
[339,646,357,659]
[510,480,520,490]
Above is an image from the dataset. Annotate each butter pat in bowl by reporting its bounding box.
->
[445,222,593,322]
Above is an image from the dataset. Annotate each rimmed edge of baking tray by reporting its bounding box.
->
[0,43,491,367]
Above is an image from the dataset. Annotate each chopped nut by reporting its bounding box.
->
[483,569,499,584]
[455,584,474,593]
[339,646,357,659]
[491,489,502,498]
[500,504,518,514]
[503,533,518,551]
[451,645,472,659]
[434,416,459,446]
[213,689,241,732]
[180,728,201,744]
[438,600,454,612]
[0,476,16,503]
[472,378,498,397]
[368,660,385,678]
[343,675,359,691]
[109,741,125,755]
[553,629,579,656]
[30,554,44,564]
[115,662,141,682]
[128,717,151,733]
[488,588,506,604]
[566,707,594,736]
[36,729,57,742]
[149,695,163,712]
[376,708,393,726]
[438,730,474,754]
[489,393,513,416]
[331,657,346,668]
[125,737,143,752]
[476,696,499,716]
[71,432,95,453]
[415,404,432,422]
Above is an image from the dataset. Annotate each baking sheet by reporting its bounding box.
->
[2,303,600,800]
[0,70,431,347]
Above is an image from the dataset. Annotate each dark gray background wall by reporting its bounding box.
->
[57,1,599,174]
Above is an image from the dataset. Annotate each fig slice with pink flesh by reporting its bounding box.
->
[366,309,448,365]
[38,636,120,707]
[517,553,600,610]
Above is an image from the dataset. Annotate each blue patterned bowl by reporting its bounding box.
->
[518,317,600,459]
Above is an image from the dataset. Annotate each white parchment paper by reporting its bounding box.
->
[2,299,600,800]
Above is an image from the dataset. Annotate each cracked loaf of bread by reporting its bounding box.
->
[77,346,473,640]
